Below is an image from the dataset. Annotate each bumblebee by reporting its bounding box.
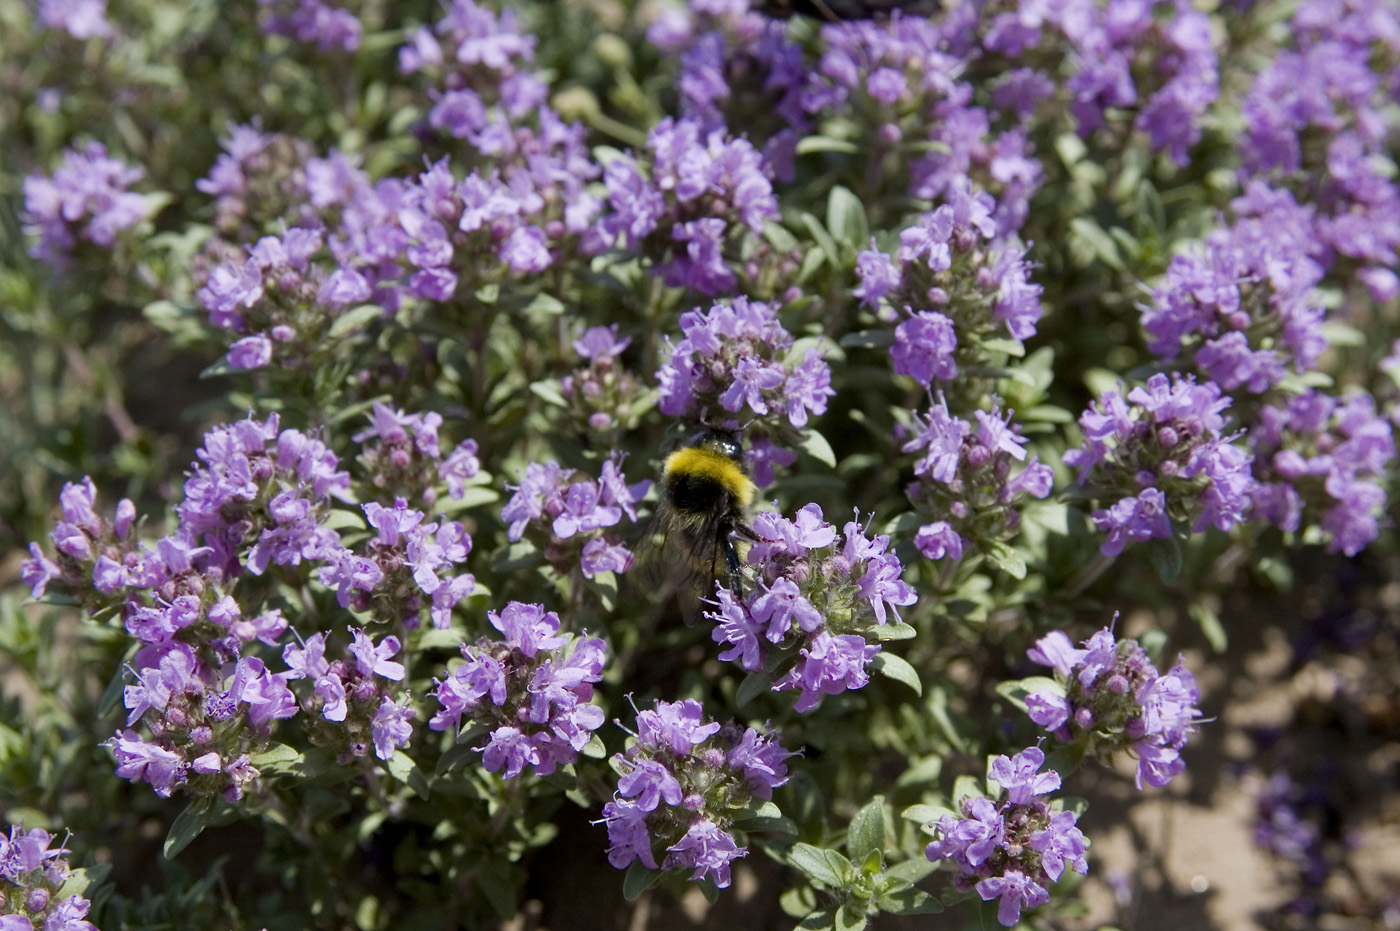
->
[756,0,941,20]
[650,428,760,599]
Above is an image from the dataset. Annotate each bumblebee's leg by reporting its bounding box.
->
[733,521,763,543]
[723,534,744,595]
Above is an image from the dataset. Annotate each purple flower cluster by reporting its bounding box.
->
[428,601,605,779]
[855,189,1044,372]
[657,296,832,465]
[399,0,545,152]
[705,503,915,712]
[500,457,650,581]
[901,396,1054,563]
[1250,769,1337,907]
[36,0,113,40]
[559,325,645,444]
[173,412,350,579]
[1056,0,1219,167]
[197,226,373,371]
[0,826,98,931]
[1239,2,1400,287]
[1063,373,1255,556]
[801,15,1044,232]
[283,628,416,761]
[602,698,794,889]
[258,0,361,52]
[647,3,809,180]
[1025,626,1203,789]
[1141,183,1328,394]
[585,117,780,295]
[1248,389,1395,556]
[196,122,317,237]
[353,402,483,508]
[22,142,148,269]
[198,108,603,369]
[925,746,1088,927]
[19,411,470,798]
[324,495,475,630]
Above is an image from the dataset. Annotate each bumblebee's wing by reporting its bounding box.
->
[633,498,733,626]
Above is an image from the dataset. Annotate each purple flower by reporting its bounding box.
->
[38,0,114,39]
[348,629,405,681]
[618,759,684,812]
[23,142,145,267]
[608,700,791,888]
[926,745,1086,927]
[663,817,746,889]
[489,602,567,659]
[637,698,722,755]
[891,311,958,384]
[989,746,1060,805]
[226,334,273,370]
[977,870,1051,927]
[657,296,830,433]
[775,631,881,713]
[109,729,186,797]
[1025,625,1203,788]
[500,225,552,272]
[370,698,416,760]
[481,726,540,779]
[602,800,657,870]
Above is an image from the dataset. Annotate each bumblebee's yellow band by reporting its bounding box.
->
[665,447,756,506]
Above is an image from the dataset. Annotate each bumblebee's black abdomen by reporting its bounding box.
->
[666,472,738,516]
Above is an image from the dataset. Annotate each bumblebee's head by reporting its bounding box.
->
[687,428,746,467]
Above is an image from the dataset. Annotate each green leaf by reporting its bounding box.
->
[328,304,384,338]
[796,135,860,155]
[788,843,850,888]
[524,292,566,316]
[736,671,771,707]
[781,885,819,918]
[764,220,800,252]
[476,857,518,920]
[870,653,921,696]
[951,774,985,807]
[875,621,917,641]
[981,337,1026,357]
[876,886,942,915]
[447,486,501,509]
[732,815,798,835]
[900,804,957,827]
[164,800,213,859]
[983,541,1027,579]
[529,380,568,408]
[839,329,894,349]
[834,903,867,931]
[385,751,431,799]
[827,186,869,247]
[883,858,939,885]
[1068,218,1124,271]
[622,861,662,900]
[581,733,607,759]
[1145,534,1182,583]
[1190,602,1227,653]
[994,676,1063,713]
[800,213,841,270]
[798,429,837,468]
[796,908,837,931]
[846,797,885,866]
[1320,320,1365,347]
[57,865,110,900]
[250,742,303,775]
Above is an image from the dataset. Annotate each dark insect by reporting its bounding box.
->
[755,0,942,20]
[646,427,761,613]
